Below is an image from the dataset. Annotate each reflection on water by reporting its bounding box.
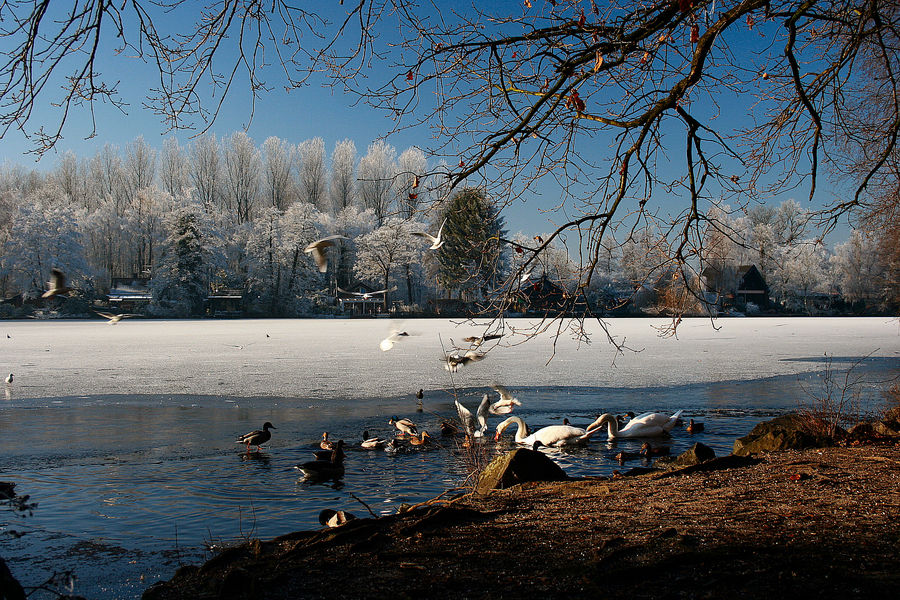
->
[0,365,895,599]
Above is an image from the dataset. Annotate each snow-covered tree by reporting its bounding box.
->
[358,140,396,226]
[396,147,427,220]
[262,136,296,211]
[329,139,357,212]
[151,202,215,316]
[353,218,419,311]
[1,193,89,297]
[297,137,328,213]
[830,230,884,304]
[772,240,828,311]
[189,134,221,213]
[223,131,261,225]
[159,137,190,199]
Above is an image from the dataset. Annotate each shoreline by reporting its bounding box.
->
[143,443,900,599]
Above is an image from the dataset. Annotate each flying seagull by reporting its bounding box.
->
[304,235,349,273]
[42,268,73,298]
[412,218,447,250]
[489,383,522,415]
[380,330,410,352]
[93,310,138,325]
[455,393,491,437]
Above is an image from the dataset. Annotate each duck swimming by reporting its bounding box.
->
[686,419,705,433]
[296,440,345,481]
[236,422,275,452]
[361,430,387,449]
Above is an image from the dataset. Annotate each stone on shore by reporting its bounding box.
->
[673,442,716,467]
[733,413,835,456]
[476,448,567,494]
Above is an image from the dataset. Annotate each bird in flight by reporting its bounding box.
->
[445,350,485,372]
[93,311,138,325]
[42,268,73,298]
[462,333,503,347]
[304,235,349,273]
[380,330,410,351]
[489,383,522,415]
[412,218,447,250]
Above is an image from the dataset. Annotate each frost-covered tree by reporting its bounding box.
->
[1,193,89,297]
[396,147,427,220]
[772,240,828,311]
[159,137,189,199]
[830,230,884,304]
[354,218,418,311]
[223,131,261,225]
[358,140,396,226]
[329,139,358,212]
[151,203,213,316]
[332,204,375,290]
[189,134,221,213]
[297,137,328,214]
[620,228,667,290]
[262,136,296,211]
[279,201,322,312]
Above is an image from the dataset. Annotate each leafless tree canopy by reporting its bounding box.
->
[1,1,897,331]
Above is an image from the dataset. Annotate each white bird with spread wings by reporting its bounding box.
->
[412,218,447,250]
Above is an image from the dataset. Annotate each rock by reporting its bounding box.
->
[733,414,834,456]
[883,405,900,424]
[476,448,567,494]
[673,442,716,467]
[872,420,900,437]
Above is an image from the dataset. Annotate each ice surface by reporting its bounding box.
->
[2,316,897,400]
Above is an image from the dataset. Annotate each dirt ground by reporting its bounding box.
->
[143,444,900,600]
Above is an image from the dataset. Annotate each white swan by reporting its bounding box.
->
[494,416,600,447]
[456,393,490,437]
[586,410,683,439]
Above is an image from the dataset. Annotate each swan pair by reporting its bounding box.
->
[494,409,683,446]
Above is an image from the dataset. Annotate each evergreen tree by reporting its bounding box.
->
[431,188,506,301]
[151,205,209,316]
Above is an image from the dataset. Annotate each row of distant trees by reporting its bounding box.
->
[0,134,895,317]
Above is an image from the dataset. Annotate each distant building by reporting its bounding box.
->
[107,277,152,312]
[337,282,385,316]
[735,265,770,308]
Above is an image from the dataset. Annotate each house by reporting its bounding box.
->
[206,288,244,317]
[735,265,770,308]
[517,274,586,315]
[107,277,152,312]
[337,282,385,316]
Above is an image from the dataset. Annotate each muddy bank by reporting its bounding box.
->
[143,444,900,599]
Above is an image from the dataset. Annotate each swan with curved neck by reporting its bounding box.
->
[586,410,683,439]
[494,416,601,447]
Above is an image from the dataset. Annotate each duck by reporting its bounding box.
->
[360,430,387,449]
[440,420,460,436]
[494,416,602,447]
[4,374,12,385]
[236,422,275,452]
[296,440,345,480]
[586,410,683,439]
[318,509,357,528]
[614,450,643,463]
[455,393,490,437]
[408,431,431,446]
[416,389,424,412]
[686,419,705,433]
[389,416,418,436]
[488,383,522,415]
[319,431,334,450]
[640,442,670,457]
[313,442,347,462]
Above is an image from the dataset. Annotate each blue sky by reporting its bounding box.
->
[0,1,854,243]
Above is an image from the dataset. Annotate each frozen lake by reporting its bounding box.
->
[1,317,897,599]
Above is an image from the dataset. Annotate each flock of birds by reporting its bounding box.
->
[234,381,705,500]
